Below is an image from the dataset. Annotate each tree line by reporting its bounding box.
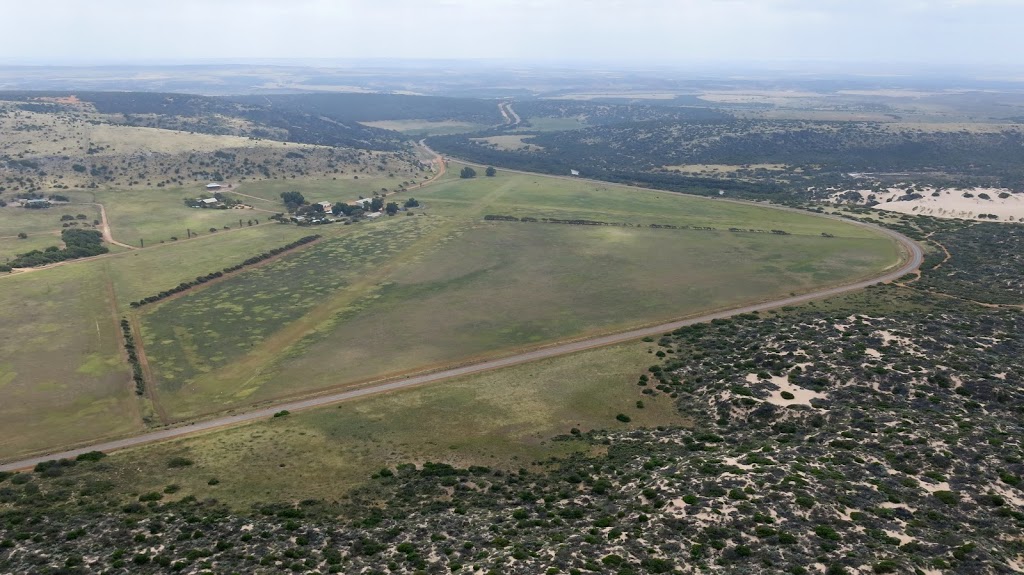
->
[119,318,146,396]
[128,235,321,308]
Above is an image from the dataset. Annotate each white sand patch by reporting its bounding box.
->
[723,456,755,471]
[992,485,1024,507]
[919,481,951,494]
[865,348,881,358]
[746,373,827,407]
[876,330,913,348]
[830,186,1024,221]
[880,502,917,513]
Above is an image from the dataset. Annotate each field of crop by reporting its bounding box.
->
[87,341,681,508]
[138,168,901,422]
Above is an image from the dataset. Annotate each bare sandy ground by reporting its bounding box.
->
[830,187,1024,222]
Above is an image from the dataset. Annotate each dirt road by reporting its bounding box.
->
[90,202,136,250]
[0,210,922,471]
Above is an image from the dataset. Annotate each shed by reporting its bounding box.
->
[206,183,222,190]
[201,197,219,205]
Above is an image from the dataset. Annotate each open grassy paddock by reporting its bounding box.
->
[0,221,325,459]
[0,203,103,261]
[0,163,902,461]
[0,262,138,457]
[138,166,901,423]
[80,341,681,508]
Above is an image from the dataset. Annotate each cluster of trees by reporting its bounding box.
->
[280,191,306,212]
[119,318,145,396]
[7,229,108,268]
[128,235,321,308]
[459,166,476,179]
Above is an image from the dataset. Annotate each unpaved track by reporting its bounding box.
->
[0,159,922,471]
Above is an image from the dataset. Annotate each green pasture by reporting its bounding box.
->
[90,188,269,246]
[103,224,315,307]
[0,203,102,260]
[1,163,903,459]
[97,342,681,508]
[141,216,443,414]
[0,263,141,459]
[0,222,318,459]
[143,168,901,420]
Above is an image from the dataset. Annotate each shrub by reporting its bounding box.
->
[167,457,194,468]
[75,451,106,462]
[616,414,632,423]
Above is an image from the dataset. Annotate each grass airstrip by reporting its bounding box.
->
[0,164,903,462]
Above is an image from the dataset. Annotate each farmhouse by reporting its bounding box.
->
[206,182,223,190]
[317,201,332,212]
[201,197,219,205]
[570,169,580,177]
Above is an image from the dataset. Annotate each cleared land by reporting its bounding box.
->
[139,167,901,422]
[0,223,319,458]
[360,119,489,136]
[0,203,102,261]
[77,342,680,507]
[0,159,901,460]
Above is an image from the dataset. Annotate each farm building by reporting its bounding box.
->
[206,183,222,190]
[365,212,383,219]
[201,197,219,205]
[317,201,332,212]
[570,169,580,176]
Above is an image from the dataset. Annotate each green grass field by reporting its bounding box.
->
[0,222,323,459]
[0,204,102,261]
[139,167,901,421]
[88,188,272,246]
[0,164,902,460]
[0,262,139,457]
[90,341,681,508]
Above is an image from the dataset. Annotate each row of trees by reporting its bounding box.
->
[128,235,321,308]
[119,318,146,395]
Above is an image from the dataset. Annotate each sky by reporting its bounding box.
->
[2,0,1022,68]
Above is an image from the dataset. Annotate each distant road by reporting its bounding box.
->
[0,165,923,471]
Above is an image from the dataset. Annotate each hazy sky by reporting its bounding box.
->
[3,0,1022,67]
